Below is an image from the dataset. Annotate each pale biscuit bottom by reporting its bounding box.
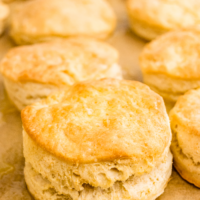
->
[23,129,171,191]
[24,152,172,200]
[144,74,200,95]
[171,125,200,188]
[128,17,168,41]
[143,74,200,108]
[3,77,59,110]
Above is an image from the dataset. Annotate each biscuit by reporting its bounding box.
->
[140,30,200,108]
[170,88,200,188]
[2,0,25,3]
[126,0,200,40]
[0,2,9,35]
[0,37,122,110]
[22,78,172,200]
[9,0,116,45]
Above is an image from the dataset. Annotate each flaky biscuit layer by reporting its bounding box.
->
[170,88,200,187]
[24,152,172,200]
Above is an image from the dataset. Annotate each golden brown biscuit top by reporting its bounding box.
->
[21,79,171,164]
[10,0,116,40]
[170,88,200,135]
[0,2,9,21]
[127,0,200,29]
[140,30,200,79]
[0,38,121,86]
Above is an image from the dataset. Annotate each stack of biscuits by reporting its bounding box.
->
[1,0,200,199]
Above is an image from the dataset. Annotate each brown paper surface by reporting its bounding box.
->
[0,1,200,199]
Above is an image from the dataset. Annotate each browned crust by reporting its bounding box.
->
[21,79,171,164]
[140,30,200,79]
[0,37,120,85]
[169,88,200,136]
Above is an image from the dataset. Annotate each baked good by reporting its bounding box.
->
[9,0,116,45]
[0,37,122,110]
[126,0,200,40]
[2,0,26,3]
[22,78,172,200]
[170,88,200,188]
[0,2,9,35]
[140,30,200,108]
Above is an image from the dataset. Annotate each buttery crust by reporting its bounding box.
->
[3,78,59,110]
[140,30,200,79]
[140,30,200,104]
[170,88,200,188]
[0,37,122,85]
[21,78,171,164]
[9,0,116,44]
[170,88,200,136]
[0,2,9,35]
[126,0,200,40]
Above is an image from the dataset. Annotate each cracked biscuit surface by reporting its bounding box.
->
[140,30,200,107]
[22,78,172,200]
[9,0,116,44]
[170,88,200,188]
[126,0,200,40]
[0,37,122,110]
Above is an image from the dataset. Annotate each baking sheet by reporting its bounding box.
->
[0,0,200,199]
